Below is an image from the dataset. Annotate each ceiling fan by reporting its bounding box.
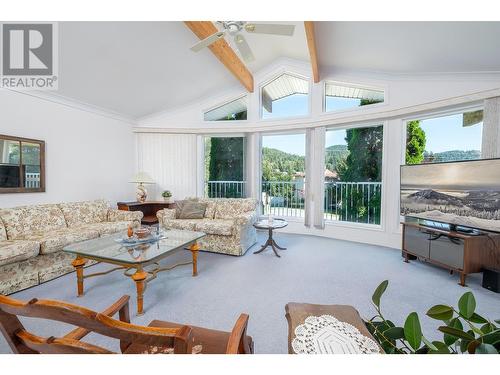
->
[190,21,296,63]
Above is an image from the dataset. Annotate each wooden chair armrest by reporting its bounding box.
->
[226,313,252,354]
[64,295,131,341]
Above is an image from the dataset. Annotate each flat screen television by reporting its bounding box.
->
[400,158,500,233]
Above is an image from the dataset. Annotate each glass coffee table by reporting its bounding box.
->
[253,218,288,258]
[63,229,205,315]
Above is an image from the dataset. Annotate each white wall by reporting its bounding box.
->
[133,60,500,249]
[135,133,198,201]
[0,90,136,208]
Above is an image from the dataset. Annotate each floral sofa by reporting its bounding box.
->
[0,200,143,295]
[157,198,257,256]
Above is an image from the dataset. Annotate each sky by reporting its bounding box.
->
[262,95,483,156]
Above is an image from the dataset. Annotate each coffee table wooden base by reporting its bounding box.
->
[253,227,287,258]
[70,241,200,315]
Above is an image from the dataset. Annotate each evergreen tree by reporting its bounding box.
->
[405,120,426,164]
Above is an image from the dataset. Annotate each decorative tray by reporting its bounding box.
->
[114,233,165,246]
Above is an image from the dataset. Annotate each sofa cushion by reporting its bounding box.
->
[59,200,109,227]
[82,221,130,236]
[0,219,7,241]
[23,227,99,255]
[0,240,40,266]
[0,204,67,240]
[214,198,257,219]
[195,219,234,236]
[165,219,200,231]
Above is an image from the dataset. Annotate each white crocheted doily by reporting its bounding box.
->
[292,315,380,354]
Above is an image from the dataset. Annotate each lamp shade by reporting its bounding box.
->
[130,172,155,184]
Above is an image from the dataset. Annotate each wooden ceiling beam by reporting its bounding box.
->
[304,21,320,83]
[184,21,254,92]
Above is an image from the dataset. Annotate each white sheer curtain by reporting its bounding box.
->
[305,127,326,228]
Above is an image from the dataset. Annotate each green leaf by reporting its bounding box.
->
[438,326,475,341]
[404,312,422,351]
[426,305,454,321]
[422,336,438,351]
[475,343,498,354]
[428,341,451,354]
[458,292,476,319]
[482,330,500,345]
[480,323,495,334]
[372,280,388,308]
[468,313,488,324]
[383,327,404,340]
[444,318,463,346]
[494,319,500,325]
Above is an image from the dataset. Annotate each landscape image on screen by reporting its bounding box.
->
[400,159,500,232]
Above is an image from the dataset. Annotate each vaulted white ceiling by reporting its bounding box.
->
[315,22,500,74]
[50,21,500,120]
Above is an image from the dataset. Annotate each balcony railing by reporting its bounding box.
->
[206,181,246,198]
[205,180,382,225]
[324,182,382,225]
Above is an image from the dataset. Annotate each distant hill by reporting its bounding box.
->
[425,150,481,163]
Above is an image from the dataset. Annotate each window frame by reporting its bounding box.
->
[323,122,387,230]
[402,104,484,166]
[202,94,249,123]
[258,71,312,122]
[0,134,45,194]
[202,133,247,198]
[322,80,387,115]
[260,129,307,222]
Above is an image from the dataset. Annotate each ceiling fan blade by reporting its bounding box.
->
[190,31,226,52]
[244,23,295,36]
[234,34,255,63]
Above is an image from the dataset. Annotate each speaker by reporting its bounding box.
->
[482,268,500,293]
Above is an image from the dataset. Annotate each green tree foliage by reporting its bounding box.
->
[208,137,244,181]
[261,147,305,182]
[337,125,383,182]
[405,121,426,165]
[325,145,348,172]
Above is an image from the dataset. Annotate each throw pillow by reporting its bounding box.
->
[175,198,198,218]
[178,202,207,219]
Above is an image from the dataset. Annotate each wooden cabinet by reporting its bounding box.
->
[402,220,500,286]
[117,201,175,225]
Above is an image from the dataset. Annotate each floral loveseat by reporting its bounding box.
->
[157,198,257,256]
[0,200,143,295]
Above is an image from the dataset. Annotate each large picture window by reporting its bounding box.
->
[204,137,246,198]
[324,125,383,225]
[261,133,306,218]
[405,110,483,165]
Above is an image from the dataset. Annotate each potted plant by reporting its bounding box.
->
[366,280,500,354]
[161,190,173,203]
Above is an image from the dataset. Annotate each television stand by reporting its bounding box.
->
[401,219,500,286]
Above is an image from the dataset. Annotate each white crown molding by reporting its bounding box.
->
[2,89,137,125]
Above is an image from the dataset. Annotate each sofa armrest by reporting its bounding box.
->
[234,211,257,226]
[108,209,143,224]
[157,208,176,226]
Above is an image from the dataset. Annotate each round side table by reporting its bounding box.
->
[253,218,288,258]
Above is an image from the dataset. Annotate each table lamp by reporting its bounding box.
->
[130,172,155,202]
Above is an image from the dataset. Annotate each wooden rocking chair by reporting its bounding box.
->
[0,294,253,354]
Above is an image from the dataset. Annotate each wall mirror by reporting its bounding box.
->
[0,134,45,193]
